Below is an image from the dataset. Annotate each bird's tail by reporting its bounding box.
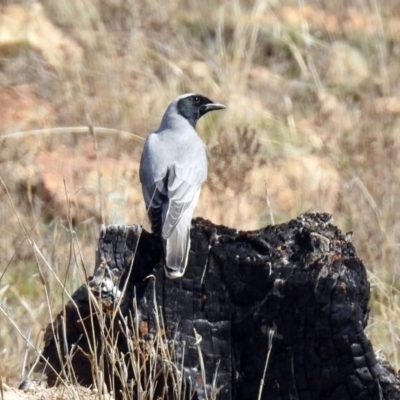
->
[163,217,191,279]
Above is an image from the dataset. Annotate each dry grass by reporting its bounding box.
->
[1,0,400,395]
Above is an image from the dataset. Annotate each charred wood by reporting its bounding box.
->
[40,213,400,400]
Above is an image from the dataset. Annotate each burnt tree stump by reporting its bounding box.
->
[40,213,400,399]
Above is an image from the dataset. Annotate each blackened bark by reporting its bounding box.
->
[41,213,400,400]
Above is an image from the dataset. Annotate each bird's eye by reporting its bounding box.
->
[192,96,200,104]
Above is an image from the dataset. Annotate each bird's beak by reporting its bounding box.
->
[201,102,226,113]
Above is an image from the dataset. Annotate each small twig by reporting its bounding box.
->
[265,181,275,225]
[0,126,145,143]
[257,327,276,400]
[193,328,208,400]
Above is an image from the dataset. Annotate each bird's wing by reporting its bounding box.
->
[141,179,167,236]
[162,161,205,239]
[140,134,169,235]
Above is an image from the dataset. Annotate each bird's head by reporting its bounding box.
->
[176,93,225,128]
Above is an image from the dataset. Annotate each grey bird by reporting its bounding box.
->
[139,93,225,278]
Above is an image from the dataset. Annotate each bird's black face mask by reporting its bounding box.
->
[177,94,224,128]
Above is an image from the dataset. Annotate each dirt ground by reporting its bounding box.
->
[2,383,112,400]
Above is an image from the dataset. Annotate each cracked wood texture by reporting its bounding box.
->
[41,213,400,400]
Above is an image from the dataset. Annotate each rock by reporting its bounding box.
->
[0,3,83,69]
